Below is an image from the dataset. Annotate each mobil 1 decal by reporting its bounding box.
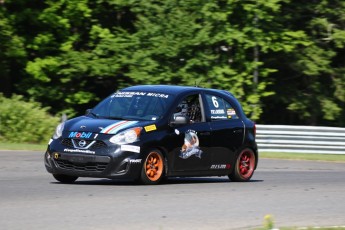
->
[179,130,203,159]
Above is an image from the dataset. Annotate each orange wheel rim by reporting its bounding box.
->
[145,152,163,182]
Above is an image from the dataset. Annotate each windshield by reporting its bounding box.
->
[91,91,174,121]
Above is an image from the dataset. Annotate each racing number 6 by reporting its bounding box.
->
[212,96,219,108]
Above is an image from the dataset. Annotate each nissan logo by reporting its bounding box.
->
[78,140,87,148]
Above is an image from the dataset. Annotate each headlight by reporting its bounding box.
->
[109,127,142,145]
[53,122,65,139]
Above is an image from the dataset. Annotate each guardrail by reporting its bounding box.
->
[256,124,345,154]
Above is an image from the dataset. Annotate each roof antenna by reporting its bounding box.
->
[195,79,203,88]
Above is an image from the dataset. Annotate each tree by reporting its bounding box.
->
[0,0,27,96]
[1,0,345,126]
[261,0,345,126]
[25,0,287,119]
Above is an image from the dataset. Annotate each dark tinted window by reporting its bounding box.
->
[205,94,238,120]
[92,91,174,121]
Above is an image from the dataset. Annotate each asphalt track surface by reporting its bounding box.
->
[0,151,344,230]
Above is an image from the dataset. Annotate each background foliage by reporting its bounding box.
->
[0,94,59,143]
[1,0,345,127]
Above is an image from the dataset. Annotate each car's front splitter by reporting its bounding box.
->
[44,148,143,180]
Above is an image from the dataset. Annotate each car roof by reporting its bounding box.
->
[122,85,234,97]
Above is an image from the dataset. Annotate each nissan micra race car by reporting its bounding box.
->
[45,85,258,185]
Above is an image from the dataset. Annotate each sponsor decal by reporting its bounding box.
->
[121,145,140,153]
[210,164,231,169]
[69,132,92,139]
[63,148,96,154]
[101,120,139,134]
[144,124,157,132]
[180,130,203,159]
[129,159,142,164]
[211,109,225,115]
[146,92,169,98]
[112,92,169,98]
[211,116,227,120]
[227,109,236,116]
[112,92,146,98]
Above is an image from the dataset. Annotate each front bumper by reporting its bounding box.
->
[44,143,143,180]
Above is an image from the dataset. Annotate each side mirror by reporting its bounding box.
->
[85,109,92,115]
[170,115,189,126]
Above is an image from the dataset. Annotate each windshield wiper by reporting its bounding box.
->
[90,112,99,118]
[102,116,126,120]
[97,115,140,121]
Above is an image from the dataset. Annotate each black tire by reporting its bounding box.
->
[229,148,256,182]
[139,149,165,185]
[53,174,78,183]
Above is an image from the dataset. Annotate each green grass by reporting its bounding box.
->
[258,226,345,230]
[260,152,345,162]
[257,227,345,230]
[258,215,345,230]
[0,142,47,151]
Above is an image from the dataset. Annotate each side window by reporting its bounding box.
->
[205,94,238,120]
[174,94,203,123]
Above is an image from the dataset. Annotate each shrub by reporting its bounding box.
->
[0,94,59,144]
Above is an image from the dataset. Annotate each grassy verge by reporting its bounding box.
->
[0,142,47,151]
[259,215,345,230]
[260,152,345,162]
[258,226,345,230]
[279,227,345,230]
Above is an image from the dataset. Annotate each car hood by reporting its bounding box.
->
[64,116,155,135]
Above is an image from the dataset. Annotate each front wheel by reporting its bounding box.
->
[139,149,165,185]
[53,174,78,183]
[229,148,256,182]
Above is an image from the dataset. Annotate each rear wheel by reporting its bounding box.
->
[53,174,78,183]
[139,149,165,185]
[229,148,256,182]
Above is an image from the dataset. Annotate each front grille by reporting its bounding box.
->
[61,138,107,150]
[55,159,108,172]
[61,138,73,148]
[90,141,107,149]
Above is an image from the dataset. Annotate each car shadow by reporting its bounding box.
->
[50,177,263,186]
[165,177,263,185]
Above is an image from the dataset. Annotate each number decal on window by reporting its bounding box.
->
[212,96,219,108]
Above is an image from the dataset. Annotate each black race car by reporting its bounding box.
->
[45,85,258,185]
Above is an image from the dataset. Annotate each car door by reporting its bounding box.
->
[204,94,244,169]
[167,94,213,173]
